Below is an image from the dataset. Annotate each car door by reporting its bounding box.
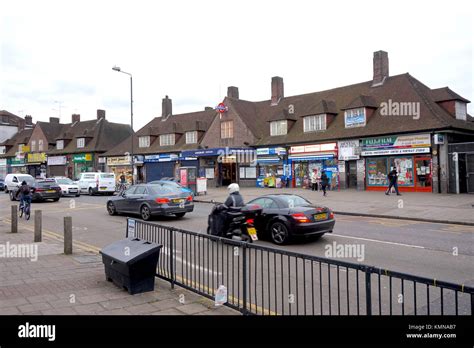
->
[249,198,277,232]
[115,186,137,213]
[129,185,147,213]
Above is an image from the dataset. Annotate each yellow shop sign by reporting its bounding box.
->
[27,153,47,163]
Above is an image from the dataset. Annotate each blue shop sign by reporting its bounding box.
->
[256,147,287,156]
[181,148,251,158]
[144,154,178,163]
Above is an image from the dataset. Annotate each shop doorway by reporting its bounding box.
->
[221,163,236,186]
[467,154,474,193]
[457,154,468,193]
[346,161,357,188]
[414,156,432,192]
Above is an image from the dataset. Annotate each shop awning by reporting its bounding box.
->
[288,155,334,161]
[257,157,282,164]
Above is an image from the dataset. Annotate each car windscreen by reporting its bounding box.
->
[17,176,35,185]
[100,174,115,179]
[57,178,73,185]
[148,184,179,195]
[278,195,312,207]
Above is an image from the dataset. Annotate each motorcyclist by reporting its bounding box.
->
[224,183,244,208]
[15,180,33,210]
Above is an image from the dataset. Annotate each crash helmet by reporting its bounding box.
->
[227,183,240,194]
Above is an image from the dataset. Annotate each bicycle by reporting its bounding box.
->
[19,198,31,221]
[116,182,130,195]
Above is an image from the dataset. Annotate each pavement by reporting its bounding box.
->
[0,217,238,316]
[195,187,474,225]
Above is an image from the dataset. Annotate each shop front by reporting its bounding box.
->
[106,156,133,184]
[26,153,47,178]
[8,157,27,174]
[47,155,68,177]
[0,158,7,178]
[288,143,339,189]
[72,153,94,179]
[144,153,179,182]
[362,134,432,192]
[255,147,288,188]
[337,140,362,189]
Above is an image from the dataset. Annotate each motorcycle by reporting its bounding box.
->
[207,203,262,242]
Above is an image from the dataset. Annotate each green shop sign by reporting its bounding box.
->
[8,158,25,165]
[73,153,93,163]
[362,137,397,148]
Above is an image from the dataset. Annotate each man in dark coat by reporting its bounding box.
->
[320,171,329,197]
[385,169,402,196]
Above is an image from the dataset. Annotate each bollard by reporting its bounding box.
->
[64,216,73,255]
[34,210,42,242]
[11,205,18,233]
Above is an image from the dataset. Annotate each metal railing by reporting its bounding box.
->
[126,219,474,315]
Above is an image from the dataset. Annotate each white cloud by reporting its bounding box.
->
[1,0,472,129]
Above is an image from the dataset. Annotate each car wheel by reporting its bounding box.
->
[88,188,94,196]
[140,205,151,221]
[53,198,60,202]
[107,201,117,215]
[75,194,80,197]
[269,221,291,245]
[174,212,186,218]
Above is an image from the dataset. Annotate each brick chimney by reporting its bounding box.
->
[49,117,60,124]
[162,95,172,117]
[372,50,389,87]
[271,76,284,105]
[72,114,80,123]
[97,109,106,120]
[227,86,239,99]
[24,115,32,126]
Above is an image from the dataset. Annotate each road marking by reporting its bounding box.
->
[331,234,425,249]
[162,247,221,276]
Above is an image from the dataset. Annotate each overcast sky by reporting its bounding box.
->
[1,0,472,130]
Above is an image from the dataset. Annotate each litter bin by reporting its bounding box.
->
[100,238,162,295]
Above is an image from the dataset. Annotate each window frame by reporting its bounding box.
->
[220,121,234,139]
[185,131,198,144]
[159,133,175,146]
[31,140,36,152]
[270,120,288,136]
[138,136,151,148]
[77,138,85,148]
[344,107,366,128]
[56,140,64,150]
[303,114,327,132]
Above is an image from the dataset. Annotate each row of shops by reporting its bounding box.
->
[101,132,439,193]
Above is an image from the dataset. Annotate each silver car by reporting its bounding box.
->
[106,183,194,221]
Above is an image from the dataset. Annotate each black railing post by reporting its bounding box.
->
[126,218,129,238]
[242,243,248,315]
[365,267,372,316]
[169,228,175,289]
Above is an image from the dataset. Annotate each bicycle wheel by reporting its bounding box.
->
[25,204,31,220]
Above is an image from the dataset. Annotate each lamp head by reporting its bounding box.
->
[112,66,121,72]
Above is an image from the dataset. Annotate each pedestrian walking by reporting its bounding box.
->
[321,171,329,196]
[310,169,318,191]
[385,168,402,196]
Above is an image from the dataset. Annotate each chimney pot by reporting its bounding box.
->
[162,96,172,117]
[49,117,60,124]
[97,109,106,120]
[271,76,284,105]
[372,50,389,86]
[24,115,33,125]
[227,86,239,99]
[72,114,81,123]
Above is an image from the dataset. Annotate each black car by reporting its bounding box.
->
[106,183,194,221]
[10,179,62,202]
[247,194,335,245]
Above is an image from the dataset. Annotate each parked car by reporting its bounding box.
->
[106,183,194,221]
[247,194,335,245]
[51,177,80,197]
[0,178,4,191]
[4,173,35,193]
[10,179,61,202]
[77,172,116,195]
[148,180,194,196]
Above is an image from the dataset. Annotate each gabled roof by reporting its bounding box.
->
[36,121,64,144]
[0,128,33,158]
[430,87,470,103]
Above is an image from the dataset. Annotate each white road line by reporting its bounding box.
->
[331,234,425,249]
[162,247,222,276]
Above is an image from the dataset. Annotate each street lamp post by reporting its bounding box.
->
[112,66,134,185]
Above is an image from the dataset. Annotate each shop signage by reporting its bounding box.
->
[289,143,337,154]
[27,153,47,163]
[215,103,228,114]
[256,147,287,156]
[47,156,67,166]
[338,140,361,161]
[361,147,430,156]
[9,158,25,166]
[107,156,131,166]
[144,154,178,163]
[345,109,366,128]
[362,134,431,149]
[181,148,248,158]
[73,153,93,163]
[21,145,30,153]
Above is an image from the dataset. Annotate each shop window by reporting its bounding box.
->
[389,157,414,186]
[31,140,36,152]
[455,101,467,121]
[239,166,257,179]
[304,114,326,132]
[139,136,150,148]
[160,134,175,146]
[270,120,287,136]
[77,138,85,148]
[186,131,197,144]
[56,140,64,150]
[344,108,366,128]
[221,121,234,139]
[366,158,389,186]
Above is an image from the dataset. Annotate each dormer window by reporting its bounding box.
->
[160,134,175,146]
[344,108,366,128]
[56,140,64,150]
[0,146,6,154]
[270,120,287,136]
[455,101,467,121]
[304,114,326,132]
[77,138,85,148]
[139,136,150,148]
[186,131,197,144]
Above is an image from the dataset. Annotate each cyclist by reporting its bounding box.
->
[16,180,33,214]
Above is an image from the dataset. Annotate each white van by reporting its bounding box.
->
[4,173,35,193]
[77,172,116,195]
